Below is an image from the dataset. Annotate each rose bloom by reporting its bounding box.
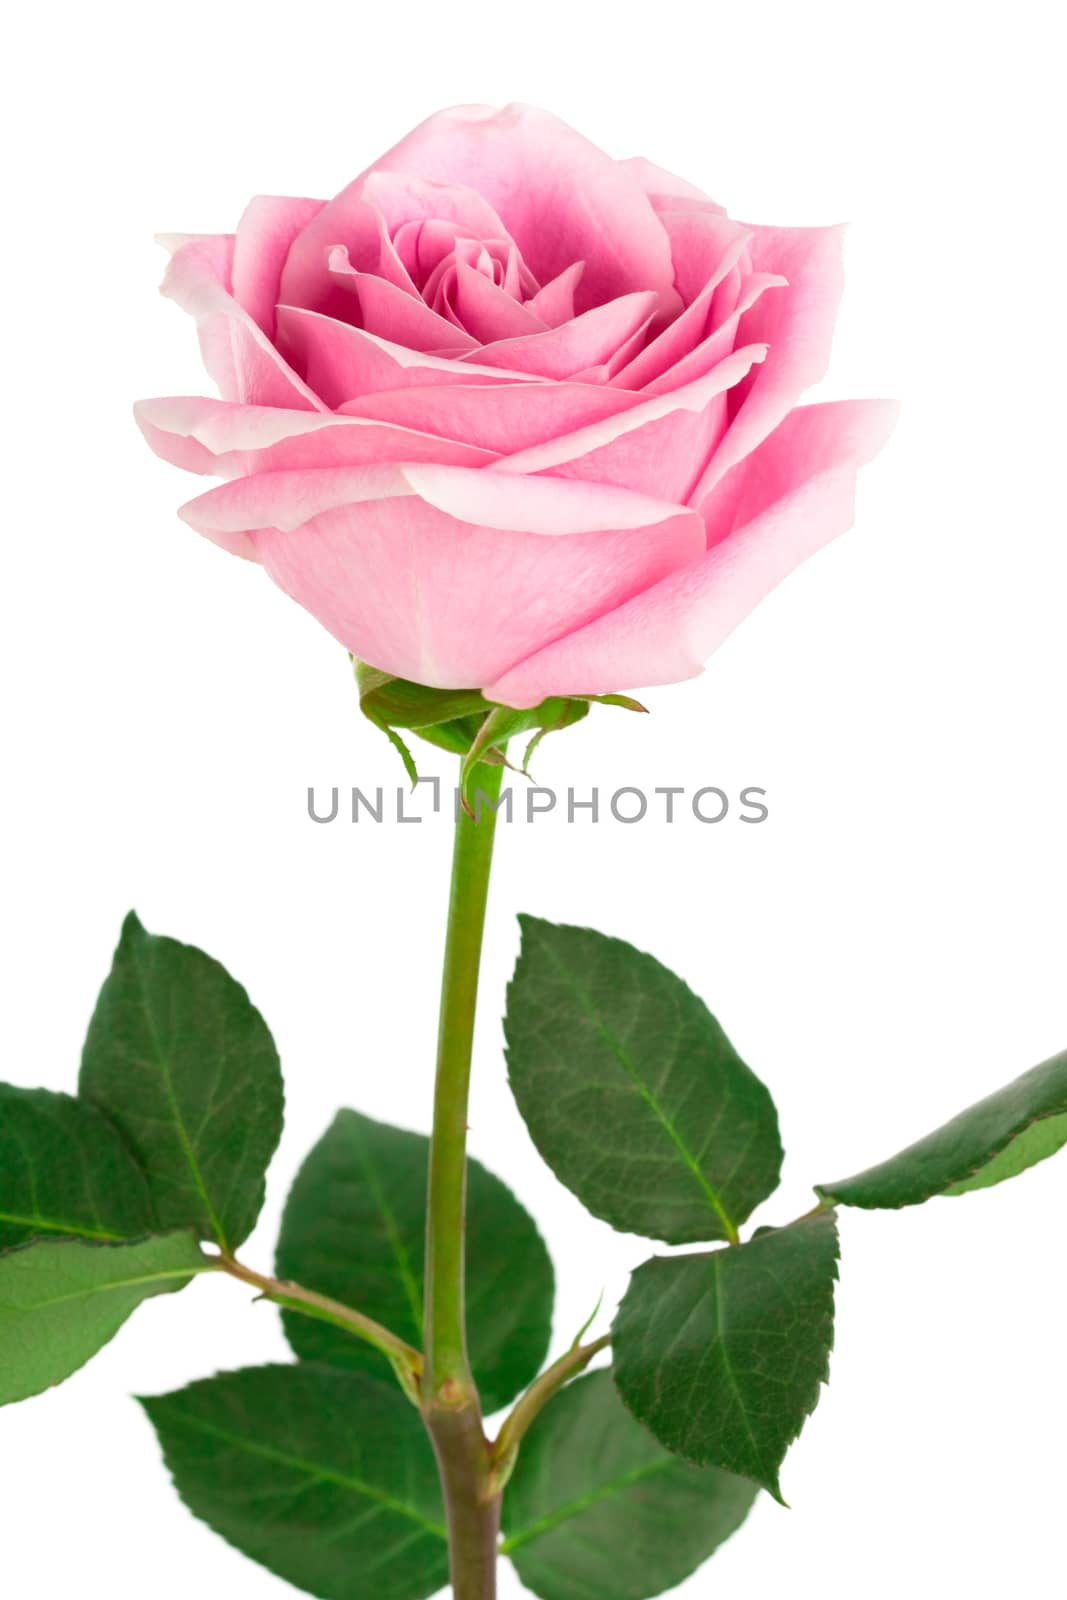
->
[138,104,894,707]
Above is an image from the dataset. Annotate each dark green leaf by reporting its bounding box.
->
[276,1110,552,1413]
[612,1211,839,1500]
[0,1232,203,1405]
[501,1370,758,1600]
[142,1364,447,1600]
[79,912,284,1251]
[817,1048,1067,1209]
[0,1083,155,1250]
[505,918,783,1243]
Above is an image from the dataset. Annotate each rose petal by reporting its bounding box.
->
[275,309,543,404]
[700,397,898,542]
[655,207,754,309]
[619,156,723,209]
[452,257,547,342]
[466,291,662,378]
[525,262,585,327]
[641,273,786,398]
[161,235,326,411]
[135,395,497,480]
[392,217,447,282]
[362,170,514,243]
[368,103,677,312]
[367,207,422,297]
[391,215,520,289]
[489,344,767,501]
[279,169,517,317]
[486,399,897,704]
[611,220,753,390]
[339,381,643,453]
[180,465,707,686]
[329,252,480,353]
[692,224,847,498]
[232,196,325,338]
[568,316,662,385]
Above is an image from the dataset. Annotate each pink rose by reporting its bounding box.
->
[138,104,894,707]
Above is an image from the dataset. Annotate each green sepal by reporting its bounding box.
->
[354,662,489,732]
[586,693,648,714]
[354,662,489,781]
[817,1046,1067,1209]
[354,661,639,792]
[459,698,590,812]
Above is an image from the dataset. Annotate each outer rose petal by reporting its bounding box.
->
[486,400,897,705]
[693,224,847,497]
[232,196,325,337]
[161,235,325,411]
[361,170,514,244]
[489,345,767,501]
[134,396,498,480]
[366,104,677,312]
[179,466,707,687]
[700,398,897,544]
[619,156,723,208]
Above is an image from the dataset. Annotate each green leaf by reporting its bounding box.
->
[0,1083,155,1250]
[79,912,284,1252]
[276,1110,553,1413]
[0,1231,204,1405]
[504,918,783,1244]
[612,1210,839,1500]
[142,1364,448,1600]
[501,1370,758,1600]
[817,1047,1067,1209]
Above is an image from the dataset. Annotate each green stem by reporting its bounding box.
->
[423,757,505,1399]
[218,1254,423,1404]
[489,1335,611,1494]
[422,756,506,1599]
[425,1403,501,1599]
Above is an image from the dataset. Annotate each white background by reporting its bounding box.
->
[1,1,1064,1595]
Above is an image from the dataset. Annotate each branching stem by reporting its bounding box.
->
[215,1252,423,1403]
[489,1335,612,1493]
